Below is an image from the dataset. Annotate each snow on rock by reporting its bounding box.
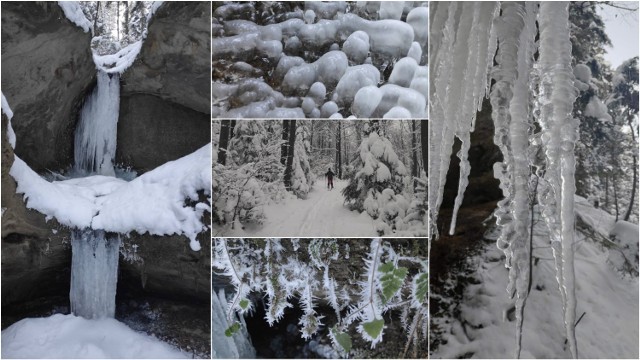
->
[10,145,211,251]
[407,41,422,62]
[320,101,339,118]
[1,92,16,149]
[379,1,405,20]
[389,57,419,87]
[58,1,92,33]
[1,314,189,359]
[333,64,380,107]
[383,106,412,119]
[342,31,370,64]
[352,86,383,118]
[92,41,143,74]
[212,2,427,119]
[353,84,426,118]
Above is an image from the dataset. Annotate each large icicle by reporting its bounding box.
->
[537,2,579,358]
[448,2,499,234]
[74,71,120,176]
[429,2,498,236]
[503,3,539,358]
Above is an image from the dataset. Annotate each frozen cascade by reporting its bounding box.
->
[70,229,121,319]
[74,71,120,177]
[429,1,579,358]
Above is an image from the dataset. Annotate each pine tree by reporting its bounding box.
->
[342,121,408,233]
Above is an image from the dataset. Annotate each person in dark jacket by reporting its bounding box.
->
[325,168,335,190]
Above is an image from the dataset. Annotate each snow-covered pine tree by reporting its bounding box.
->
[290,121,315,198]
[342,121,409,235]
[213,120,283,228]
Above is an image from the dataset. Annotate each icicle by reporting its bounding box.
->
[490,1,524,276]
[537,2,579,358]
[507,3,538,358]
[429,2,498,236]
[70,229,121,319]
[74,71,120,176]
[429,2,459,237]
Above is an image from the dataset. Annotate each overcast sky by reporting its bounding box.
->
[596,2,639,68]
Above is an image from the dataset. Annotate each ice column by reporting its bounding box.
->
[70,229,121,319]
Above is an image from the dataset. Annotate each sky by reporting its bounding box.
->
[597,2,639,68]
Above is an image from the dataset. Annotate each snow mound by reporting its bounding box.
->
[1,314,189,359]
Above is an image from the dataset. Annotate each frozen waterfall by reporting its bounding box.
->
[74,70,120,176]
[70,229,121,319]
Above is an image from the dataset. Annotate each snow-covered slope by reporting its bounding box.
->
[431,200,639,358]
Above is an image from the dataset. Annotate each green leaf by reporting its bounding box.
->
[239,298,250,310]
[362,319,384,340]
[378,262,408,304]
[331,327,352,353]
[413,272,428,304]
[224,322,241,337]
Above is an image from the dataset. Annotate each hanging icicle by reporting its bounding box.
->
[537,2,579,358]
[429,2,498,236]
[429,1,580,358]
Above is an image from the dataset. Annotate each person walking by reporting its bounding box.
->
[325,168,335,190]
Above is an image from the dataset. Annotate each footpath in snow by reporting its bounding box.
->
[217,179,378,237]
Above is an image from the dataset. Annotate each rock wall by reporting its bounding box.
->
[117,1,211,173]
[117,94,211,172]
[1,112,71,311]
[1,2,95,172]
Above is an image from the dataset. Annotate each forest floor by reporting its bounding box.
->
[431,200,639,358]
[220,179,378,237]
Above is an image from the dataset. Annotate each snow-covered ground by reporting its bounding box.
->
[432,200,639,359]
[215,179,377,237]
[1,314,190,359]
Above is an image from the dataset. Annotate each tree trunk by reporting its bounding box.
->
[218,120,231,165]
[284,120,297,190]
[412,120,418,190]
[624,154,637,221]
[336,122,342,179]
[420,120,427,176]
[281,120,290,166]
[117,2,120,40]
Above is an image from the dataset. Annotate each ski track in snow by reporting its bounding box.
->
[219,179,378,237]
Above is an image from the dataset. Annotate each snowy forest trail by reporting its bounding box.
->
[225,179,378,237]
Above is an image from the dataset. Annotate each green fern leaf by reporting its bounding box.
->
[330,326,352,353]
[225,322,241,337]
[239,298,250,310]
[378,262,408,304]
[413,272,428,305]
[362,319,385,340]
